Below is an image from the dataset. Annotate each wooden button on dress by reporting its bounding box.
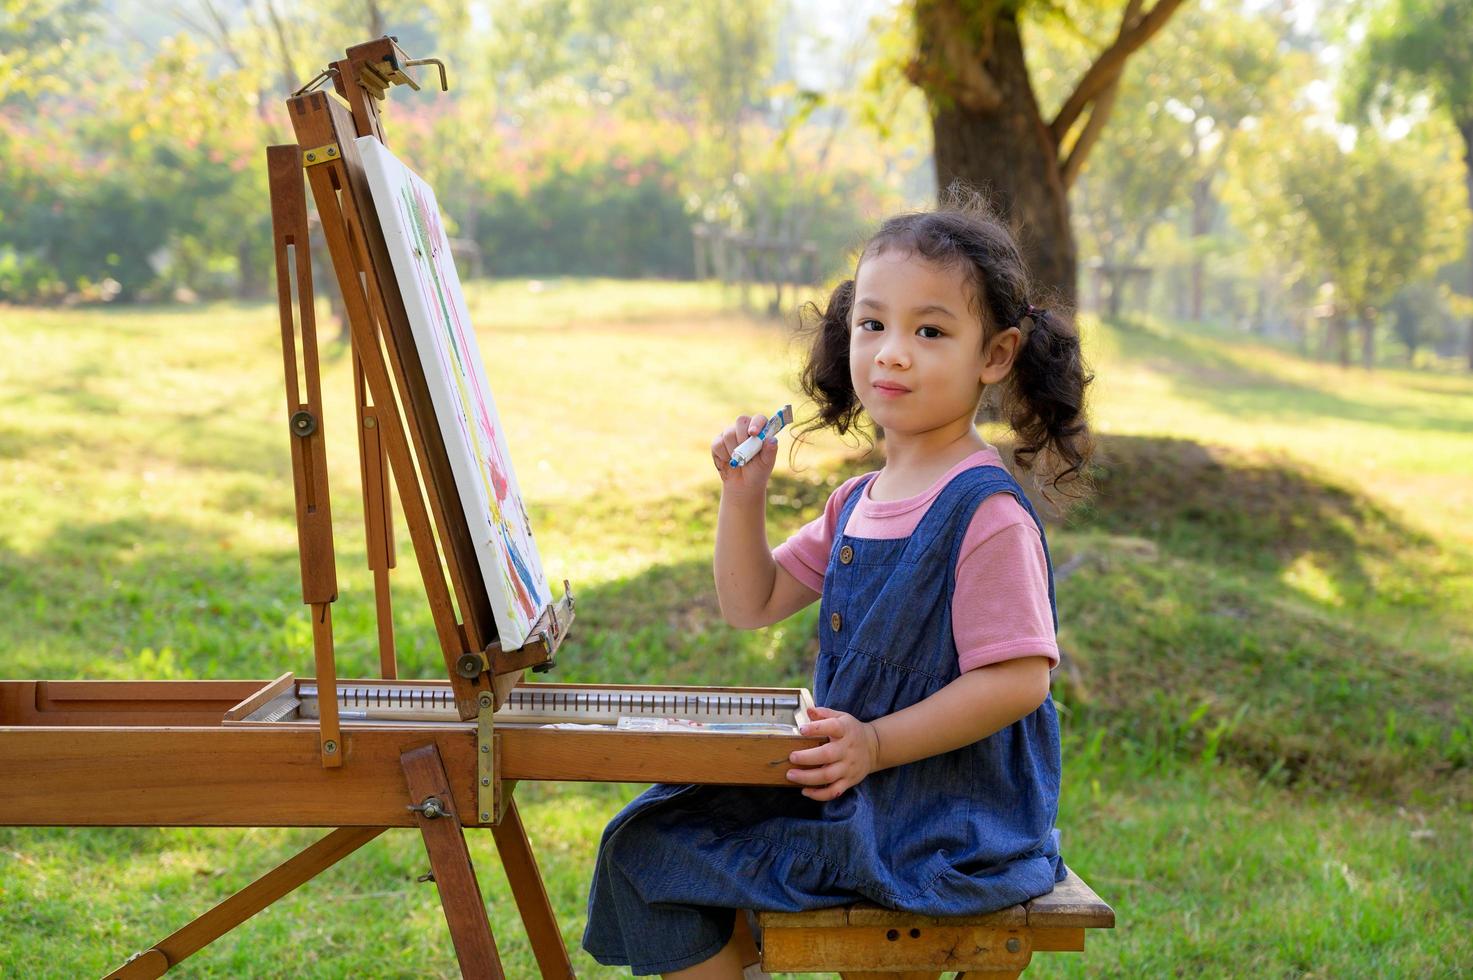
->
[830,612,842,631]
[839,545,854,564]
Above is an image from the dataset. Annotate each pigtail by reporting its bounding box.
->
[1004,307,1094,496]
[797,278,866,438]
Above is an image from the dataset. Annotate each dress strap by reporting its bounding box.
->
[920,465,1058,631]
[834,472,877,540]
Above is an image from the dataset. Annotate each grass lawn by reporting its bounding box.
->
[1,278,1470,977]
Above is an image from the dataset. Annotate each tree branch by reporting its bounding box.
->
[1049,0,1187,149]
[1059,75,1120,188]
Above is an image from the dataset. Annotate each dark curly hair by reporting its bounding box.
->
[797,189,1094,496]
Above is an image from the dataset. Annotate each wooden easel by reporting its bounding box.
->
[259,35,576,976]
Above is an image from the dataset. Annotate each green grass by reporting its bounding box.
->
[1,285,1470,976]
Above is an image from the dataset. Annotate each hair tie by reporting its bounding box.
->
[1009,302,1046,327]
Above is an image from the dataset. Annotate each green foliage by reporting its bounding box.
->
[0,36,269,302]
[1348,0,1473,129]
[0,0,98,104]
[0,0,911,301]
[1228,119,1468,317]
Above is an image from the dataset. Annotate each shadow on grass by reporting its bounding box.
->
[1066,433,1434,586]
[1109,316,1473,436]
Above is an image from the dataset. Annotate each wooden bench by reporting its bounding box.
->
[755,871,1113,978]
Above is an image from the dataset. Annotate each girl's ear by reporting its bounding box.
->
[980,326,1021,385]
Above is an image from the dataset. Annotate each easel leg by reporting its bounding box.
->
[103,827,385,980]
[490,792,575,978]
[402,743,505,979]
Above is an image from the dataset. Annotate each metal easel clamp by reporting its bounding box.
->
[407,796,448,820]
[476,691,499,825]
[302,143,340,168]
[455,650,491,679]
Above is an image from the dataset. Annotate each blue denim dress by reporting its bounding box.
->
[583,465,1066,975]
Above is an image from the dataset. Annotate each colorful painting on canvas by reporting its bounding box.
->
[357,137,553,648]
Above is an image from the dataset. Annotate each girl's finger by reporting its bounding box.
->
[788,743,838,767]
[786,763,840,787]
[748,414,768,436]
[798,718,842,738]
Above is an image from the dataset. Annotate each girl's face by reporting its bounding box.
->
[849,249,1019,441]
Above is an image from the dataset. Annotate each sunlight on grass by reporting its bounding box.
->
[1281,553,1344,607]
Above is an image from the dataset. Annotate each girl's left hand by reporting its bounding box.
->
[786,705,880,801]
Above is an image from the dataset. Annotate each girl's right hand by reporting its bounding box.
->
[711,413,779,494]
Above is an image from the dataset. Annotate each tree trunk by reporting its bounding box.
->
[1460,118,1473,371]
[1360,309,1375,370]
[1189,174,1211,321]
[928,16,1076,309]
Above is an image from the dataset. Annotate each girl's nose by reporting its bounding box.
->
[875,336,909,368]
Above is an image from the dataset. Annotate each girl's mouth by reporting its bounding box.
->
[872,381,911,397]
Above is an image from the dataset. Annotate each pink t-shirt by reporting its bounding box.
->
[773,449,1059,673]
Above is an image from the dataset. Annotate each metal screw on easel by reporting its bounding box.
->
[1006,938,1022,953]
[407,796,448,819]
[323,739,337,754]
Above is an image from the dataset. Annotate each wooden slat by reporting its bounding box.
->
[760,924,1030,974]
[402,743,504,979]
[221,674,296,722]
[1030,926,1086,952]
[104,827,383,978]
[760,903,1026,930]
[490,797,574,978]
[847,904,1028,928]
[0,728,478,827]
[105,949,169,980]
[1024,871,1114,928]
[267,142,338,607]
[9,680,265,726]
[497,728,823,785]
[310,602,343,767]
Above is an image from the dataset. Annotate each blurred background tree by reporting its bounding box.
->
[1347,0,1473,369]
[899,0,1188,308]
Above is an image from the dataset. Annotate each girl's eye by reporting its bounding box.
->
[858,318,884,332]
[917,326,943,339]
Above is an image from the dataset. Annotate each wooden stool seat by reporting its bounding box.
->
[756,870,1114,978]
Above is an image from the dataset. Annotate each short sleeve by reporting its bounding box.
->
[772,475,867,593]
[952,497,1059,672]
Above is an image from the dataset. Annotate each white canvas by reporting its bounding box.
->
[356,136,553,649]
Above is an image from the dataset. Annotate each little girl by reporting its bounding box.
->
[583,199,1093,978]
